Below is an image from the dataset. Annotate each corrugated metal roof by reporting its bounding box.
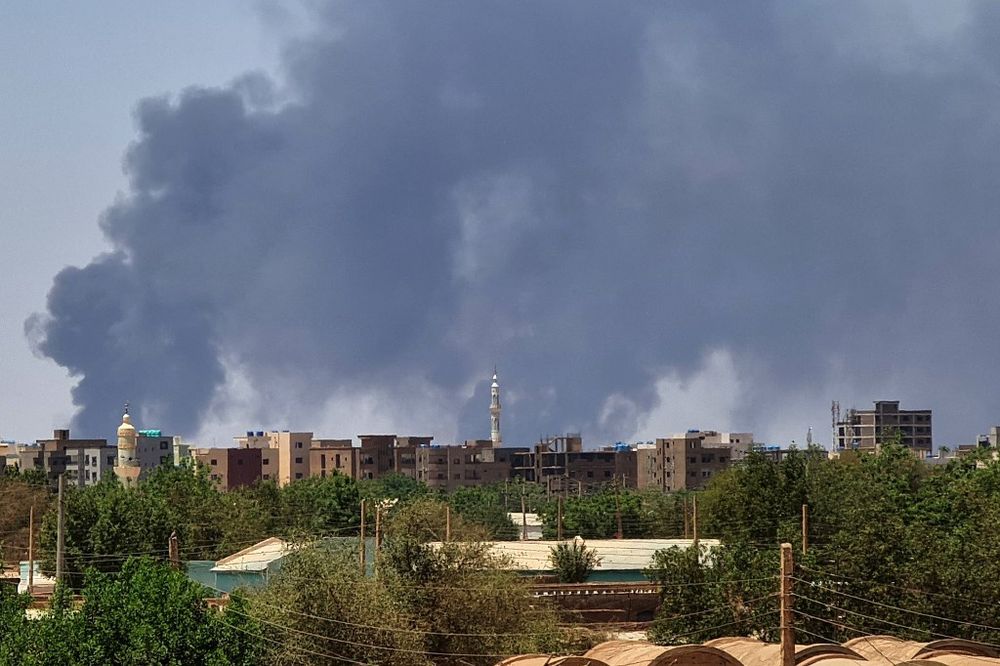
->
[211,537,291,573]
[430,538,719,571]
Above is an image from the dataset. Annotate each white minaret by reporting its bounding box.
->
[490,368,502,447]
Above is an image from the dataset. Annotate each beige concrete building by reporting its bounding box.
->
[637,430,750,492]
[835,401,932,455]
[235,430,312,484]
[415,440,512,490]
[310,439,356,479]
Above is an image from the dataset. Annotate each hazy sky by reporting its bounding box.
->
[6,1,1000,449]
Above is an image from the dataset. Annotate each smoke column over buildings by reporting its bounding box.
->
[27,1,1000,444]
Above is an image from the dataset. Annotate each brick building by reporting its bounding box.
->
[192,447,263,491]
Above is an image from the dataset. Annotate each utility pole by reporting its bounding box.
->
[168,531,180,569]
[614,476,623,540]
[801,504,809,555]
[359,499,366,575]
[55,474,65,584]
[780,543,795,666]
[27,505,34,595]
[557,497,564,541]
[692,495,699,548]
[578,480,583,499]
[682,496,690,539]
[521,494,528,541]
[445,505,452,542]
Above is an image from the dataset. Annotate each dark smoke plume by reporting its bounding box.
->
[28,1,1000,445]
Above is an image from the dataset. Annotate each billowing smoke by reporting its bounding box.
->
[27,1,1000,446]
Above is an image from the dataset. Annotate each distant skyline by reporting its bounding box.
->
[4,1,1000,449]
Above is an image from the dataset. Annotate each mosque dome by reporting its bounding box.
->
[117,410,136,437]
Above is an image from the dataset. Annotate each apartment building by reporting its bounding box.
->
[501,435,638,492]
[357,435,396,480]
[835,401,932,455]
[31,430,109,487]
[415,440,516,490]
[310,439,356,479]
[135,430,182,479]
[234,430,312,484]
[227,431,434,486]
[637,430,749,492]
[192,447,262,490]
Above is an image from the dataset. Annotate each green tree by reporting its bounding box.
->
[246,543,426,666]
[446,486,518,540]
[548,539,601,583]
[277,474,360,538]
[380,537,565,665]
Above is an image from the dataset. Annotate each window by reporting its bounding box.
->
[210,459,218,466]
[719,457,727,463]
[262,459,269,465]
[295,457,303,464]
[335,454,341,467]
[689,457,697,464]
[604,470,611,478]
[263,474,270,480]
[85,455,90,465]
[295,442,303,449]
[295,472,303,479]
[159,441,169,450]
[107,456,115,466]
[587,471,594,478]
[159,456,168,464]
[320,455,326,469]
[321,470,327,478]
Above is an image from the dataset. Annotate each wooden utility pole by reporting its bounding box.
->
[682,496,690,539]
[27,506,34,594]
[359,499,366,574]
[614,477,623,540]
[578,480,583,499]
[780,543,795,666]
[445,505,452,542]
[557,497,564,541]
[168,531,180,569]
[55,474,65,584]
[801,504,809,555]
[521,494,528,541]
[692,496,699,548]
